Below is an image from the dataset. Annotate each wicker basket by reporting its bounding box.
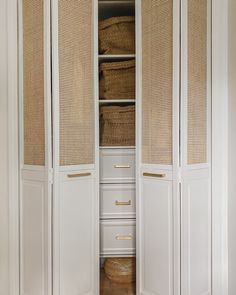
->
[99,16,135,54]
[104,258,136,283]
[100,59,135,100]
[100,105,135,146]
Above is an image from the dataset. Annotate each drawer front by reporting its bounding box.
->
[100,184,136,219]
[100,220,136,257]
[100,149,135,183]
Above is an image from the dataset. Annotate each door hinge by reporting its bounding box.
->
[177,168,182,184]
[48,168,53,184]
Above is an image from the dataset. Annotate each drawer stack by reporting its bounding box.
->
[100,148,136,257]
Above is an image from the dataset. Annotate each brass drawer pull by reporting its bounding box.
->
[116,235,132,241]
[115,200,131,206]
[114,164,131,169]
[67,172,91,178]
[143,172,166,178]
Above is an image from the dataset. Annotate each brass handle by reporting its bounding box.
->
[115,200,131,206]
[67,172,91,178]
[114,164,131,169]
[116,235,132,241]
[143,172,166,178]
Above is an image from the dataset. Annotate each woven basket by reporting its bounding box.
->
[100,105,135,146]
[99,16,135,54]
[100,59,135,100]
[104,258,136,283]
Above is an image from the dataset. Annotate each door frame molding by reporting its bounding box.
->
[4,0,229,294]
[212,0,229,294]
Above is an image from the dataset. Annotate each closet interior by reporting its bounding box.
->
[98,1,136,294]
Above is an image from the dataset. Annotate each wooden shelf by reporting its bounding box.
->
[99,99,135,104]
[99,54,135,62]
[99,0,135,5]
[99,146,135,149]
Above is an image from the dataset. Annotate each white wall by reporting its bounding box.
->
[228,1,236,294]
[0,0,18,294]
[0,0,10,293]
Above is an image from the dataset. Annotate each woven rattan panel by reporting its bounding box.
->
[188,0,207,164]
[142,0,173,165]
[59,0,94,166]
[23,0,45,165]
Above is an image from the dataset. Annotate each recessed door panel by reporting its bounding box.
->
[187,0,208,165]
[142,0,173,165]
[23,0,45,166]
[181,173,211,295]
[58,0,94,166]
[141,177,173,295]
[58,173,95,295]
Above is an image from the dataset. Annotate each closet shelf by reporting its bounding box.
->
[99,99,135,104]
[99,54,135,62]
[99,146,135,149]
[98,0,135,6]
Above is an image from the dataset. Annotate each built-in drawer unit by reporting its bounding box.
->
[100,148,135,183]
[100,219,136,257]
[100,183,136,219]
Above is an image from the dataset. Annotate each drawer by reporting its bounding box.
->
[100,148,135,183]
[100,220,136,257]
[100,184,136,219]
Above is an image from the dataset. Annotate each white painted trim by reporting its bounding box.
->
[43,1,53,293]
[135,0,141,293]
[51,0,61,293]
[212,0,229,294]
[7,0,20,294]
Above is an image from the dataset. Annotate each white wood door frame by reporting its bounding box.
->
[4,0,229,294]
[212,0,229,294]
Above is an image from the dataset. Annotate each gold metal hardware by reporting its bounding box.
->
[114,164,131,169]
[116,235,132,241]
[67,172,91,178]
[143,172,166,178]
[115,200,131,206]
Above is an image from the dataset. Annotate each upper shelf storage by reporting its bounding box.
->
[98,1,135,21]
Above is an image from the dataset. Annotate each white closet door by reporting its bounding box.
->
[19,0,52,294]
[181,0,211,294]
[52,0,98,294]
[136,0,180,294]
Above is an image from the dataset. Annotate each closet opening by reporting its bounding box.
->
[97,1,136,294]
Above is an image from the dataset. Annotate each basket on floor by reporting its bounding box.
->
[100,105,135,146]
[104,258,136,283]
[100,59,135,100]
[99,16,135,54]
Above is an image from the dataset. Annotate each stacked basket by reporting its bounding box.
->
[99,16,135,147]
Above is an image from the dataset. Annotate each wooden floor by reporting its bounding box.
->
[100,269,136,295]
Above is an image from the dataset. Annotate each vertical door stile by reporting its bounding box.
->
[180,0,212,294]
[51,0,60,293]
[52,0,98,294]
[44,0,53,293]
[172,0,181,294]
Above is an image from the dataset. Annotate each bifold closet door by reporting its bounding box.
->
[181,0,212,294]
[19,0,52,295]
[136,0,180,294]
[52,1,98,295]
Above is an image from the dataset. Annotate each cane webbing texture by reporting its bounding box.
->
[23,0,45,165]
[59,0,94,166]
[142,0,173,165]
[188,0,207,164]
